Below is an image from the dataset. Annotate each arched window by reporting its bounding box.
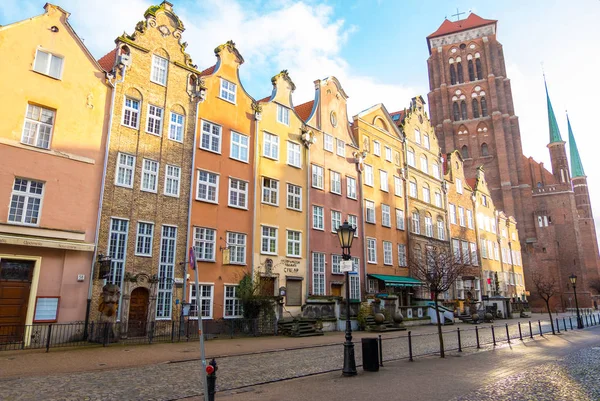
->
[453,102,460,121]
[476,59,483,80]
[409,178,418,198]
[422,184,431,203]
[437,218,445,239]
[461,145,469,159]
[450,64,457,85]
[468,59,475,81]
[407,148,415,167]
[457,62,464,83]
[420,155,428,173]
[412,212,421,234]
[472,98,480,118]
[481,143,489,157]
[481,97,488,117]
[460,101,467,120]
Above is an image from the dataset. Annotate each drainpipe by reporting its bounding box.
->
[305,145,311,302]
[251,111,261,281]
[85,60,127,334]
[356,153,368,297]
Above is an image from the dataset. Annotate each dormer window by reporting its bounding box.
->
[33,49,64,79]
[151,55,168,85]
[277,104,289,125]
[220,78,237,103]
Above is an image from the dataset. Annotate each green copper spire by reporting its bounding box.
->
[545,78,563,144]
[567,114,585,177]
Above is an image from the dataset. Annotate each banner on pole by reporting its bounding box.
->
[189,247,196,270]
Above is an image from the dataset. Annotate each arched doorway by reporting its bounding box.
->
[128,287,149,337]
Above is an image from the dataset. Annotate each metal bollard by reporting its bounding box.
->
[46,324,53,353]
[570,317,573,330]
[586,315,590,327]
[538,320,543,336]
[378,335,384,367]
[408,331,413,362]
[563,317,567,332]
[491,325,496,346]
[529,321,533,339]
[475,326,480,349]
[505,323,511,344]
[518,322,523,341]
[457,327,462,352]
[556,318,560,334]
[206,358,218,401]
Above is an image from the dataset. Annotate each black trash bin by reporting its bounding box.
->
[361,337,379,372]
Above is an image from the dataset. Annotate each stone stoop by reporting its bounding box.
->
[277,318,325,337]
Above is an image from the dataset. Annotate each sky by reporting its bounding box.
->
[2,0,600,234]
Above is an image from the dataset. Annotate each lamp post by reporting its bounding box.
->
[336,221,357,377]
[569,274,584,329]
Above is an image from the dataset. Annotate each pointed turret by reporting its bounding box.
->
[567,114,585,178]
[545,78,563,144]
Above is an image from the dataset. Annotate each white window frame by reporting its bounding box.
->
[435,192,442,208]
[332,254,342,274]
[194,227,216,262]
[470,243,478,265]
[437,220,445,240]
[398,244,407,267]
[449,204,457,225]
[367,238,377,264]
[220,78,237,103]
[168,112,184,142]
[107,218,129,314]
[433,163,441,179]
[115,153,136,188]
[382,204,391,227]
[348,215,359,237]
[330,171,342,194]
[414,129,421,144]
[230,131,250,163]
[145,105,164,136]
[385,146,392,162]
[324,134,334,152]
[365,200,376,224]
[135,222,154,257]
[423,134,430,150]
[373,141,381,156]
[336,139,345,157]
[379,170,389,192]
[287,141,301,168]
[196,170,219,203]
[33,49,64,79]
[189,284,214,320]
[331,210,342,232]
[150,54,168,86]
[412,212,421,234]
[350,272,360,300]
[286,183,302,211]
[347,176,357,199]
[409,180,417,198]
[228,178,249,209]
[456,178,463,194]
[227,232,247,265]
[261,225,278,255]
[224,285,242,318]
[156,225,177,320]
[396,209,405,230]
[286,230,302,258]
[394,176,402,197]
[263,132,279,160]
[364,165,374,186]
[8,178,45,226]
[312,165,324,189]
[407,149,415,167]
[122,97,140,129]
[261,177,279,206]
[312,206,324,230]
[21,104,55,149]
[383,241,393,265]
[458,206,465,227]
[164,164,181,197]
[141,159,159,193]
[312,252,326,295]
[423,186,431,203]
[200,120,222,154]
[277,104,290,125]
[425,216,433,237]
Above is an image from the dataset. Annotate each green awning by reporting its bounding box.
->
[368,274,423,287]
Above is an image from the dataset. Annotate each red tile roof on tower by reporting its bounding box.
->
[200,65,216,76]
[427,13,497,39]
[294,100,314,121]
[98,49,117,72]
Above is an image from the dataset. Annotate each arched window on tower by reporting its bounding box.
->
[461,145,469,159]
[460,101,467,120]
[481,143,489,157]
[476,58,483,80]
[450,64,457,85]
[481,97,488,117]
[453,102,460,121]
[472,98,480,118]
[468,59,475,81]
[457,62,464,83]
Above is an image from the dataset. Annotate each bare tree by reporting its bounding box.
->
[530,269,559,334]
[409,242,469,358]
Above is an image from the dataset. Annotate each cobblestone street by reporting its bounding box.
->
[0,317,589,401]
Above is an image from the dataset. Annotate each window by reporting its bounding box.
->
[350,273,360,301]
[330,171,342,194]
[472,99,480,118]
[220,78,236,103]
[122,98,140,129]
[286,279,302,306]
[190,284,213,319]
[107,218,129,289]
[462,241,470,264]
[229,178,248,209]
[146,105,164,135]
[467,209,474,229]
[312,165,324,189]
[8,178,44,225]
[263,132,279,160]
[456,178,463,194]
[261,177,279,206]
[287,230,301,257]
[412,212,420,234]
[224,285,242,318]
[449,204,457,224]
[332,254,342,274]
[437,219,445,240]
[420,156,428,173]
[364,165,374,186]
[33,49,64,79]
[450,63,456,84]
[367,278,378,294]
[423,185,431,203]
[461,145,469,159]
[196,170,219,203]
[156,225,177,319]
[135,222,154,256]
[482,194,488,206]
[407,148,415,167]
[277,104,290,125]
[468,59,475,81]
[348,214,358,237]
[115,153,135,188]
[457,62,464,83]
[435,191,442,208]
[194,227,216,261]
[461,101,467,120]
[324,134,334,152]
[336,139,345,157]
[367,238,377,263]
[312,253,326,295]
[34,297,59,322]
[423,134,430,150]
[151,55,168,85]
[476,58,483,80]
[382,204,391,227]
[164,164,181,197]
[313,206,324,229]
[453,102,460,121]
[230,131,249,162]
[452,239,461,260]
[470,243,478,265]
[425,216,433,237]
[396,209,405,230]
[373,141,381,156]
[481,97,488,117]
[409,180,417,198]
[385,146,392,162]
[331,210,342,232]
[167,112,184,142]
[481,143,489,157]
[287,184,302,211]
[347,177,357,199]
[227,232,246,265]
[480,239,487,259]
[493,242,500,261]
[383,241,393,265]
[394,244,406,268]
[21,105,55,149]
[414,129,421,144]
[200,120,222,153]
[365,200,376,224]
[261,226,277,254]
[141,159,159,193]
[458,207,465,227]
[379,170,388,191]
[287,142,301,167]
[394,176,402,197]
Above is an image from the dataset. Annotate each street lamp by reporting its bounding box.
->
[569,274,584,329]
[336,221,357,377]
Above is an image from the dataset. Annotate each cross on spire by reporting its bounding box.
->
[451,8,466,21]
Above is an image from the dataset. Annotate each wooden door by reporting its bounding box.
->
[128,287,149,337]
[259,277,275,296]
[0,259,34,344]
[331,285,342,297]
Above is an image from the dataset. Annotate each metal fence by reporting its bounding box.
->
[0,317,276,352]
